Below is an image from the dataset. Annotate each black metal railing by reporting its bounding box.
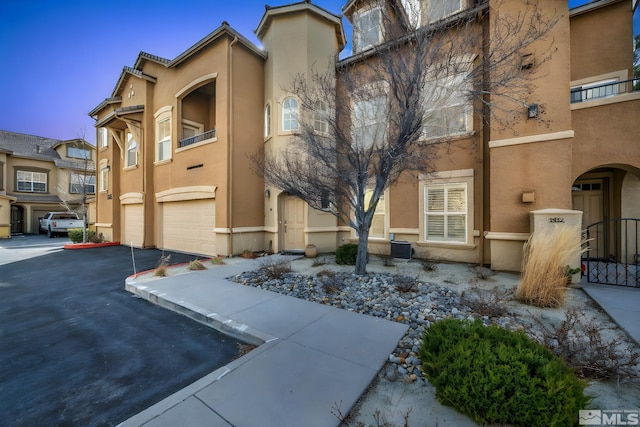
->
[571,78,640,104]
[178,129,217,148]
[582,218,639,287]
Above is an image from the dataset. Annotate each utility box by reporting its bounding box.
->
[390,241,412,259]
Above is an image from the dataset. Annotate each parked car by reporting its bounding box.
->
[39,212,84,238]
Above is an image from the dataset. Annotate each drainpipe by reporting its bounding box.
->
[227,35,238,256]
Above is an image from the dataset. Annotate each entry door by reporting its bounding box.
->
[572,179,605,258]
[10,206,23,234]
[282,195,305,251]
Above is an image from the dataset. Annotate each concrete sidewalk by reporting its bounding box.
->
[581,282,640,345]
[119,256,408,427]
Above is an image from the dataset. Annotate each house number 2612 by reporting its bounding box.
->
[549,217,565,223]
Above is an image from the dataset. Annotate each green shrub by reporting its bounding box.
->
[419,319,590,427]
[68,228,96,243]
[335,243,358,265]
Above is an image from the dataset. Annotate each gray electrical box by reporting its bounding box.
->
[390,241,412,259]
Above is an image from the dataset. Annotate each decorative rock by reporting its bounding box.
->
[386,368,399,382]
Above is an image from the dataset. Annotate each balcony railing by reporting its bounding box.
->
[178,129,217,148]
[571,78,640,104]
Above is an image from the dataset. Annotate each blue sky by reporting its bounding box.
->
[0,0,636,145]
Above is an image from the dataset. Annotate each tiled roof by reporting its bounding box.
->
[0,130,60,162]
[9,193,62,204]
[54,158,96,172]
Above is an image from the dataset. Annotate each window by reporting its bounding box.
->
[366,189,386,238]
[70,173,95,194]
[0,163,4,190]
[156,116,171,161]
[570,79,619,104]
[126,132,137,167]
[264,104,271,138]
[282,97,299,132]
[423,73,471,139]
[354,8,381,52]
[98,127,108,149]
[68,146,91,160]
[17,170,47,193]
[424,183,467,242]
[425,0,463,23]
[314,101,329,134]
[99,167,108,192]
[353,95,387,149]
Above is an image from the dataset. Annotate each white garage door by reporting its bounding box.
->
[123,204,144,247]
[161,200,216,256]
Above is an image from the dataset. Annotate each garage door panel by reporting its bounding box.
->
[162,200,216,256]
[123,205,144,247]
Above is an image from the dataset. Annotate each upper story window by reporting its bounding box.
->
[422,73,471,139]
[99,167,108,192]
[424,0,463,24]
[17,170,47,193]
[98,127,108,149]
[126,132,137,168]
[352,95,387,149]
[264,104,271,138]
[68,146,91,160]
[282,97,299,132]
[353,7,381,53]
[156,116,171,162]
[314,101,329,134]
[70,173,95,194]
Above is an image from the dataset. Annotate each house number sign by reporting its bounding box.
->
[548,217,566,223]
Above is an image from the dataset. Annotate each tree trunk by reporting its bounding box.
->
[354,227,369,275]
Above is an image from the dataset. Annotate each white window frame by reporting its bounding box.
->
[313,100,329,134]
[264,103,271,138]
[425,0,463,24]
[99,167,108,192]
[70,173,95,194]
[98,127,108,149]
[352,94,387,150]
[354,7,382,53]
[282,97,299,132]
[17,170,47,193]
[351,188,389,240]
[422,73,472,140]
[419,169,474,245]
[155,113,172,163]
[68,146,91,160]
[125,132,138,168]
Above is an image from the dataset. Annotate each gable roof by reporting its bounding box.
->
[255,1,346,50]
[0,130,93,168]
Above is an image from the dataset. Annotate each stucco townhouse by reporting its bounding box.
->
[0,131,95,238]
[89,0,639,281]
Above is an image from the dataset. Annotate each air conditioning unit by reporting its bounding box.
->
[390,240,412,260]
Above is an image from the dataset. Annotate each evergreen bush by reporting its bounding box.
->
[67,228,96,243]
[335,243,358,265]
[419,318,590,427]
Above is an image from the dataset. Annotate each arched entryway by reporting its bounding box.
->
[573,166,640,286]
[10,205,24,234]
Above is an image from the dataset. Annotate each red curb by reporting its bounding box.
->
[64,241,121,250]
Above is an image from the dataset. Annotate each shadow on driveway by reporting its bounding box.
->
[0,245,242,426]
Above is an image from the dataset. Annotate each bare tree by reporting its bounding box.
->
[257,0,558,275]
[58,134,96,243]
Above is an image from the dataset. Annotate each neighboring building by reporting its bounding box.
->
[0,131,96,237]
[89,0,639,272]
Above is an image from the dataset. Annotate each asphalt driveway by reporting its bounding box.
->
[0,236,242,426]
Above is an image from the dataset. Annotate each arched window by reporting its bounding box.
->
[264,104,271,138]
[282,97,298,132]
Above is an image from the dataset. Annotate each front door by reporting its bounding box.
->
[572,179,605,258]
[10,206,23,234]
[281,194,305,251]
